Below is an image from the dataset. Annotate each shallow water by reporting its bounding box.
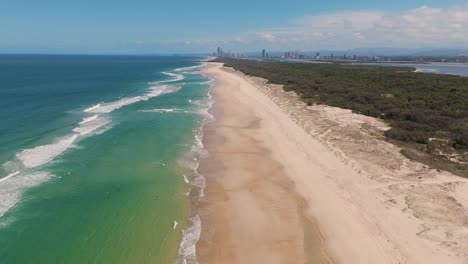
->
[357,62,468,77]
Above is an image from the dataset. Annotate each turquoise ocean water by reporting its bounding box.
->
[0,55,211,263]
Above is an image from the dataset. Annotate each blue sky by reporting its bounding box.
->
[1,0,468,54]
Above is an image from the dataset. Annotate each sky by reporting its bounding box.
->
[1,0,468,54]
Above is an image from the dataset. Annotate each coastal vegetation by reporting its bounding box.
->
[213,58,468,170]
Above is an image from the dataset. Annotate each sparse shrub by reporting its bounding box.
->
[385,128,429,144]
[453,128,468,149]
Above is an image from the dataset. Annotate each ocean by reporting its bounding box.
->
[0,55,211,263]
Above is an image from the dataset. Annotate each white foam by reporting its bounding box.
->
[178,152,205,198]
[175,77,214,263]
[73,116,110,136]
[176,215,201,264]
[0,172,51,218]
[84,103,101,113]
[188,90,215,123]
[193,132,209,158]
[179,87,215,199]
[139,108,187,113]
[147,84,180,97]
[183,174,189,184]
[191,172,205,198]
[16,135,77,169]
[178,79,214,86]
[174,64,205,72]
[2,161,20,174]
[161,72,185,83]
[0,171,20,183]
[85,96,142,114]
[196,79,214,85]
[84,85,180,114]
[78,114,98,125]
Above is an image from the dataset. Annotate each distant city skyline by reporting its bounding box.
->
[2,1,468,54]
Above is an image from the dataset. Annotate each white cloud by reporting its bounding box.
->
[258,33,277,42]
[125,4,468,53]
[188,4,468,51]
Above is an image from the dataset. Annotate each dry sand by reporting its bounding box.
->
[196,62,468,264]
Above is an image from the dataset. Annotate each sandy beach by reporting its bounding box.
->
[197,62,468,264]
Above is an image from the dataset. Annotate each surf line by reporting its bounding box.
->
[0,171,20,182]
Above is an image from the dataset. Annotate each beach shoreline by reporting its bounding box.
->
[195,63,331,263]
[196,62,468,263]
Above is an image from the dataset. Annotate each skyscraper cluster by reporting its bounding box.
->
[212,47,241,58]
[217,47,224,57]
[284,51,305,59]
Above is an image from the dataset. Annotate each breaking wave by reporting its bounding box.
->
[161,72,185,83]
[139,108,188,113]
[0,171,20,183]
[174,64,206,73]
[84,85,179,114]
[79,114,98,125]
[16,135,78,169]
[11,83,181,173]
[73,116,111,136]
[0,76,184,220]
[0,172,51,218]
